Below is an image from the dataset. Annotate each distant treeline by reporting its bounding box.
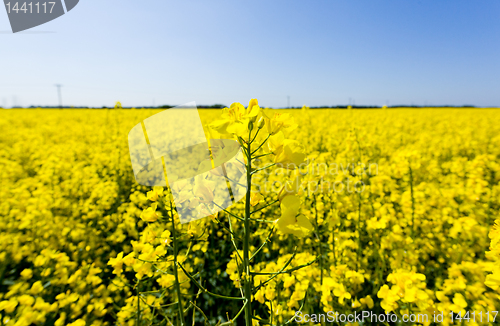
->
[3,104,483,109]
[7,104,228,109]
[158,104,226,109]
[298,105,478,109]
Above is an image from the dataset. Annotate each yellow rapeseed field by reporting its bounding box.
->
[1,105,499,326]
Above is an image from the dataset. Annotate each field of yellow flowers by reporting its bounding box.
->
[1,105,499,326]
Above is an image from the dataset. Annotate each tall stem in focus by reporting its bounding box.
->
[243,133,253,326]
[171,205,186,326]
[409,166,415,238]
[136,279,140,326]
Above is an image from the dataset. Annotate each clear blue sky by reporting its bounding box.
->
[1,0,499,108]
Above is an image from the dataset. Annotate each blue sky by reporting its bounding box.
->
[1,0,499,108]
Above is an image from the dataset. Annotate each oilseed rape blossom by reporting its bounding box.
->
[486,219,500,292]
[0,106,499,325]
[209,100,260,138]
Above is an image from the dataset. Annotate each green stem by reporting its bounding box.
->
[251,163,276,175]
[219,300,248,325]
[0,262,6,294]
[251,134,271,155]
[170,205,186,326]
[189,301,210,326]
[212,202,244,221]
[253,254,319,291]
[136,280,140,326]
[409,166,415,238]
[227,215,243,263]
[250,226,275,261]
[243,132,253,326]
[356,192,362,271]
[312,194,323,286]
[178,263,245,301]
[251,200,279,215]
[252,253,318,275]
[252,153,272,160]
[485,169,494,247]
[282,292,308,325]
[249,126,261,144]
[332,224,337,265]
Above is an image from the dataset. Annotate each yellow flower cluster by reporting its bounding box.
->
[1,107,499,326]
[377,269,431,315]
[0,109,149,326]
[486,219,500,293]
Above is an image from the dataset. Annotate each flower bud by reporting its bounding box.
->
[257,117,265,129]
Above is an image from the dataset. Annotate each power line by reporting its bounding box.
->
[54,84,63,108]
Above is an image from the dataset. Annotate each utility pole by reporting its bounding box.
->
[55,84,63,108]
[287,96,290,108]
